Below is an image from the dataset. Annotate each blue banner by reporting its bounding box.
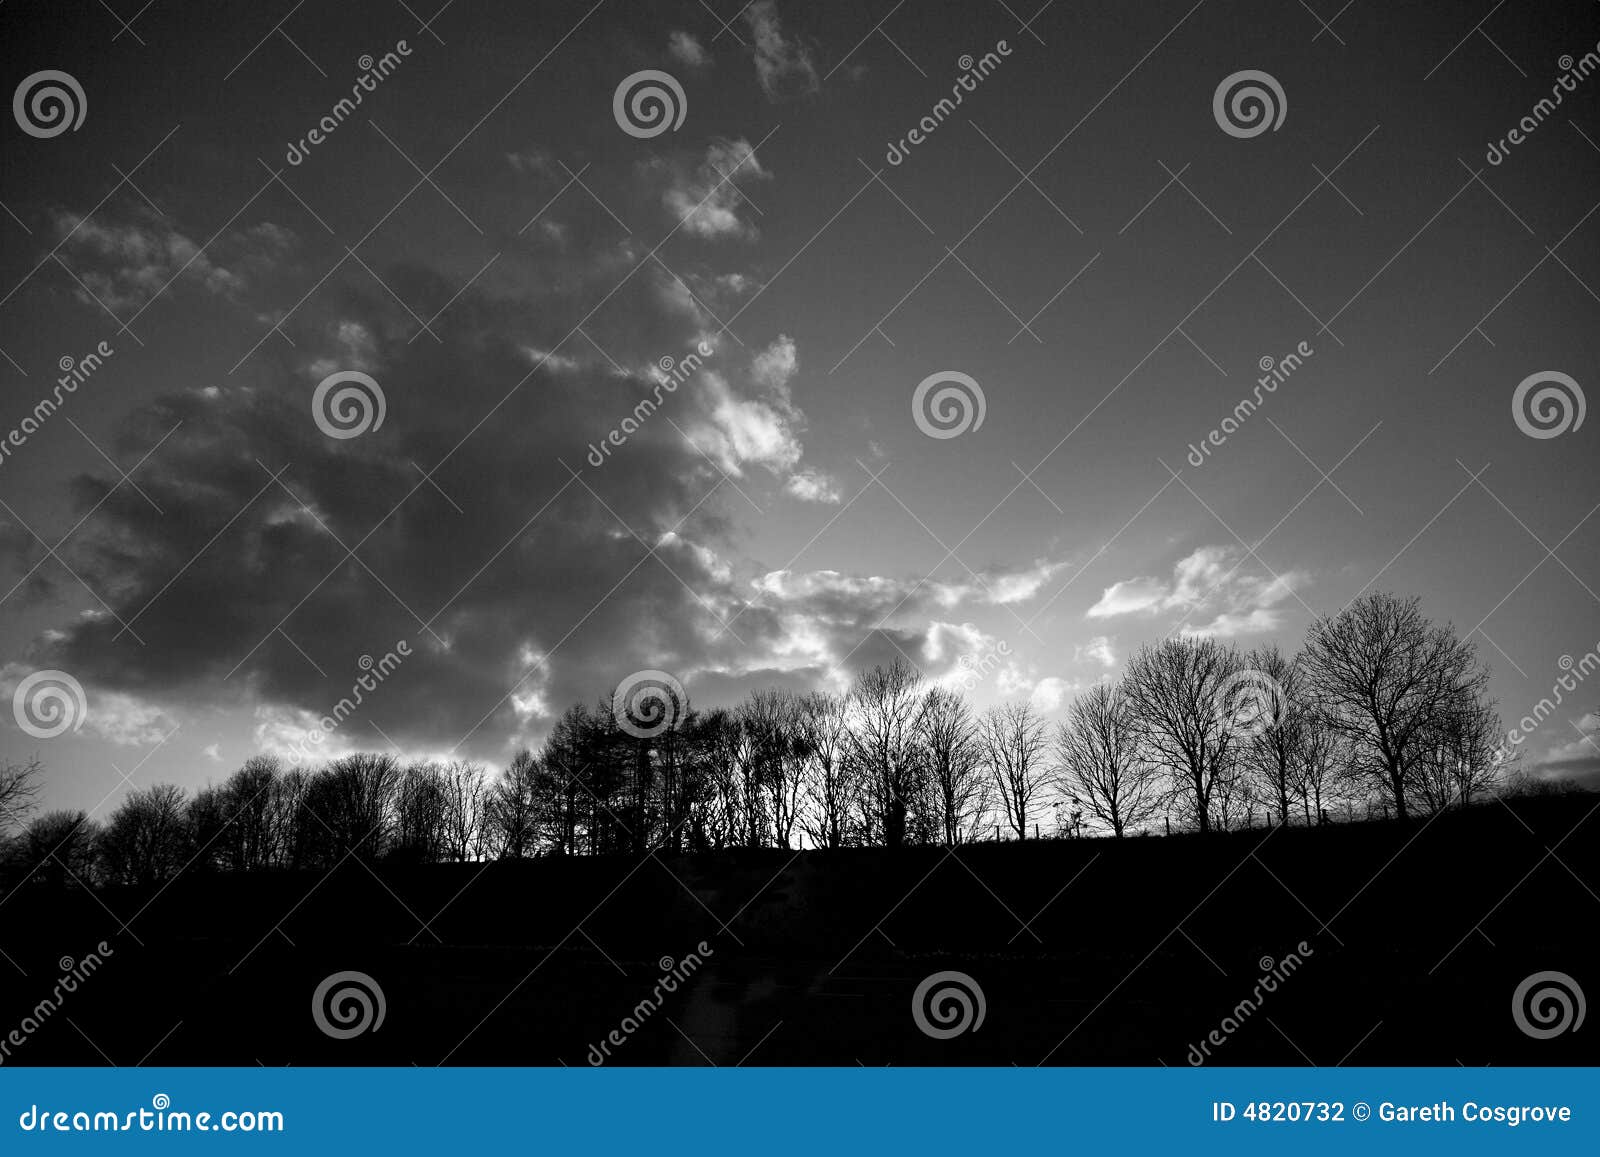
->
[1,1068,1595,1153]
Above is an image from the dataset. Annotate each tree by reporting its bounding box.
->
[1302,592,1490,822]
[393,762,449,863]
[797,690,857,849]
[744,689,806,848]
[849,660,927,848]
[18,810,101,888]
[1293,720,1347,824]
[100,784,190,886]
[484,749,541,859]
[980,701,1049,839]
[922,686,987,844]
[299,753,402,865]
[1239,646,1304,826]
[1123,638,1243,833]
[0,757,41,833]
[439,761,486,861]
[1055,683,1163,837]
[1412,697,1503,813]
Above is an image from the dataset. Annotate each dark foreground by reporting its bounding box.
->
[2,795,1595,1066]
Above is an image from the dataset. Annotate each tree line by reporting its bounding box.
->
[0,592,1574,890]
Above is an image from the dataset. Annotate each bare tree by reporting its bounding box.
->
[980,701,1049,839]
[300,753,402,865]
[1302,592,1490,822]
[1293,721,1347,824]
[922,686,987,844]
[0,757,41,834]
[1412,697,1504,813]
[18,810,101,888]
[1239,646,1304,826]
[1123,638,1242,833]
[100,784,190,885]
[849,660,927,848]
[440,761,487,861]
[796,690,856,848]
[746,689,806,848]
[484,749,541,858]
[1055,683,1163,837]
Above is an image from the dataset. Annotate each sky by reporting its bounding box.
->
[2,0,1598,814]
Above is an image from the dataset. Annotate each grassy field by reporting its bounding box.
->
[2,793,1595,1066]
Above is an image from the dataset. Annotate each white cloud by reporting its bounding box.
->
[662,138,771,241]
[1087,545,1308,636]
[1075,635,1116,667]
[1030,676,1082,714]
[668,31,711,68]
[784,469,841,503]
[685,335,805,476]
[744,0,818,99]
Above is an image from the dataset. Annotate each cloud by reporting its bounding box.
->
[784,469,841,504]
[686,335,804,476]
[0,664,171,746]
[1074,635,1116,668]
[51,208,285,314]
[3,201,837,760]
[743,0,819,99]
[1087,545,1308,637]
[660,138,771,241]
[1030,676,1083,714]
[668,31,711,68]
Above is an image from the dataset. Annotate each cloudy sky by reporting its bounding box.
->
[2,0,1598,811]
